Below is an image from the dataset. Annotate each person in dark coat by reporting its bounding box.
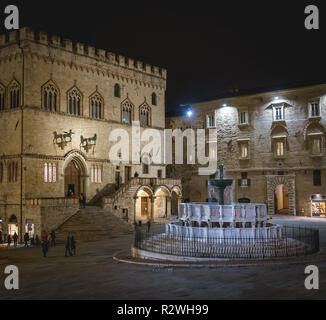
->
[41,240,49,257]
[30,236,35,246]
[50,231,56,247]
[24,232,29,247]
[35,235,40,246]
[70,236,76,255]
[65,236,72,257]
[13,232,18,247]
[7,235,11,247]
[147,220,151,233]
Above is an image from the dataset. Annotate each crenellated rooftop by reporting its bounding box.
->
[0,27,167,80]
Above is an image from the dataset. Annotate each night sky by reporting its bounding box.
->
[0,0,326,115]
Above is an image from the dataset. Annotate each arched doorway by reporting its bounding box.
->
[154,187,171,221]
[275,184,289,215]
[171,187,182,217]
[266,175,295,216]
[64,158,86,197]
[135,187,153,223]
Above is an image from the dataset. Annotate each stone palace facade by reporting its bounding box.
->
[167,84,326,218]
[0,27,181,240]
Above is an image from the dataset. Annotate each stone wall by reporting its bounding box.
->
[166,84,326,217]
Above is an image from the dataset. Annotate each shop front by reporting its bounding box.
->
[311,194,326,217]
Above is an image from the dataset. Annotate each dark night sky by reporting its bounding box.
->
[0,0,325,115]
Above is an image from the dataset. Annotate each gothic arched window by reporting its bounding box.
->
[42,81,59,112]
[114,84,120,98]
[139,102,151,127]
[121,99,133,124]
[8,161,18,183]
[67,87,82,116]
[8,80,20,109]
[90,92,104,119]
[151,92,157,106]
[0,83,5,110]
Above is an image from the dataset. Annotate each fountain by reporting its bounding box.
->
[207,164,233,205]
[132,164,319,261]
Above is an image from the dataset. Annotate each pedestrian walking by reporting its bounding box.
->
[42,231,47,241]
[24,232,29,247]
[30,236,35,246]
[35,235,40,246]
[65,236,72,257]
[41,240,49,257]
[71,236,76,255]
[7,234,11,247]
[50,231,56,247]
[147,220,151,233]
[13,232,18,247]
[79,193,86,208]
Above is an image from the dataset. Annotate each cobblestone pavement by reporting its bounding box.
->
[0,217,325,300]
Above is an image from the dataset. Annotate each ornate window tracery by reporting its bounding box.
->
[8,80,20,109]
[139,102,151,127]
[90,92,104,119]
[121,99,133,124]
[67,87,82,116]
[42,81,59,112]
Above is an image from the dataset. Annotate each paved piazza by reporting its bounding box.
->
[0,216,326,300]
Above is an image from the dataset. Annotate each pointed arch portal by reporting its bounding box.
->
[64,157,87,197]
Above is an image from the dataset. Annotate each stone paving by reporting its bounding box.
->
[0,216,325,300]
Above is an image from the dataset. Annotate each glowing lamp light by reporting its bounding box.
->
[187,110,193,117]
[222,103,227,107]
[274,96,279,100]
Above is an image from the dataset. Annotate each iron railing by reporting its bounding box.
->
[134,225,320,260]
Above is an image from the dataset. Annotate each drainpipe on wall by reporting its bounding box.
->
[19,40,25,243]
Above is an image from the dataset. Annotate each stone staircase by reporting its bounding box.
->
[55,206,133,243]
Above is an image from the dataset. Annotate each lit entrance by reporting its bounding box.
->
[135,187,153,223]
[8,215,18,236]
[64,158,86,197]
[275,184,289,215]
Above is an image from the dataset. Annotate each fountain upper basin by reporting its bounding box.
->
[207,179,233,188]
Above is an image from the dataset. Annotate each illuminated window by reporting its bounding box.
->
[44,163,56,183]
[91,166,102,183]
[312,137,322,155]
[240,143,248,159]
[275,141,285,157]
[42,81,59,112]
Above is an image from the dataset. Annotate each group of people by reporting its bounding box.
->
[67,190,86,209]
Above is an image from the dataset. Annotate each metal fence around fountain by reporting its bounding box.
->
[133,225,320,260]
